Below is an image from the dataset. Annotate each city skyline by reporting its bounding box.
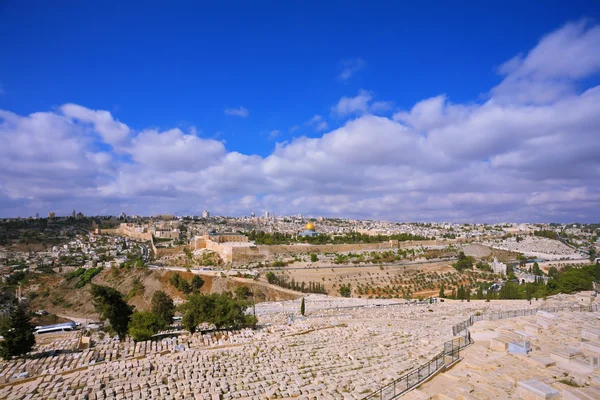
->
[1,3,600,222]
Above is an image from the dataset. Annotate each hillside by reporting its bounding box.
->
[27,268,300,319]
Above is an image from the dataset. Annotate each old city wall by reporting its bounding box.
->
[259,239,451,257]
[101,224,157,254]
[229,246,265,266]
[155,245,190,258]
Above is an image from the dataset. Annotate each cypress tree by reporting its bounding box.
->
[300,297,305,316]
[0,305,36,360]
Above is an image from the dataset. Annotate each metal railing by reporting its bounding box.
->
[452,303,600,336]
[362,332,472,400]
[363,303,599,400]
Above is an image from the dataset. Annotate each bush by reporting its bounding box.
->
[190,275,204,291]
[169,272,192,294]
[74,267,103,288]
[66,268,85,281]
[339,285,351,297]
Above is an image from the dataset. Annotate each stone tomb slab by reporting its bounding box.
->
[550,347,582,364]
[517,379,560,400]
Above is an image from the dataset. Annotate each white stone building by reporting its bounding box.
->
[491,258,507,275]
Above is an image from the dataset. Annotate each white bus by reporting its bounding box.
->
[34,322,76,334]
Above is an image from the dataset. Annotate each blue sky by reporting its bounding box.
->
[2,1,598,155]
[1,2,600,221]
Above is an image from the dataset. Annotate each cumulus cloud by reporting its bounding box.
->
[332,90,393,117]
[1,21,600,221]
[338,57,366,81]
[492,20,600,104]
[61,103,131,148]
[224,106,249,117]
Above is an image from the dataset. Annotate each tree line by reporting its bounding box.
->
[440,263,600,302]
[247,230,432,245]
[265,272,326,294]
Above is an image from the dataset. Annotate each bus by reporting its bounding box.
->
[34,322,76,335]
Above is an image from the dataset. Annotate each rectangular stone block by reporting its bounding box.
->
[490,338,510,352]
[562,386,600,400]
[517,379,559,400]
[550,347,581,364]
[525,324,540,336]
[537,318,554,329]
[580,340,600,355]
[581,327,600,341]
[508,341,531,355]
[528,356,556,368]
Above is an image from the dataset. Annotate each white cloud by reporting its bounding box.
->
[61,103,131,148]
[332,90,392,117]
[268,130,280,140]
[306,115,328,131]
[332,90,372,116]
[224,106,249,117]
[338,58,366,81]
[1,21,600,221]
[492,20,600,104]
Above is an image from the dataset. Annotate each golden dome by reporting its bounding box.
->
[305,222,316,231]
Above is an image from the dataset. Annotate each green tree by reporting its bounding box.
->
[182,309,200,334]
[169,273,182,288]
[499,282,520,300]
[191,275,205,291]
[300,297,305,316]
[548,266,559,280]
[151,291,174,329]
[339,284,351,297]
[485,287,494,302]
[90,284,133,341]
[476,285,484,300]
[181,292,257,334]
[128,311,163,342]
[266,272,276,284]
[438,284,445,298]
[310,253,318,263]
[0,305,36,360]
[234,286,252,300]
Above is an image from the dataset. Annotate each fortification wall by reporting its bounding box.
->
[259,239,449,257]
[100,224,157,254]
[155,245,190,258]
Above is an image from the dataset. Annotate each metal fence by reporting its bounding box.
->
[362,332,472,400]
[452,303,600,336]
[363,303,599,400]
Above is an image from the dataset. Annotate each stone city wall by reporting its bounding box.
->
[101,225,157,254]
[259,239,451,257]
[155,245,190,258]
